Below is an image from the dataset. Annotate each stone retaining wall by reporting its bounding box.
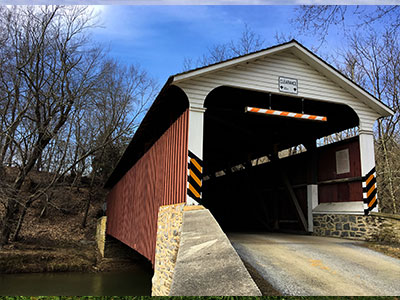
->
[96,216,107,257]
[151,203,185,296]
[313,212,400,244]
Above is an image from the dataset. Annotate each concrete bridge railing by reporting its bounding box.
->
[151,205,261,296]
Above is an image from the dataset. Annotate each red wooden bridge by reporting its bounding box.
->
[104,40,393,265]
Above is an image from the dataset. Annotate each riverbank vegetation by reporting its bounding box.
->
[0,166,153,273]
[0,175,100,273]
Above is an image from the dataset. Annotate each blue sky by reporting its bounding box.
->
[90,5,347,84]
[0,3,390,86]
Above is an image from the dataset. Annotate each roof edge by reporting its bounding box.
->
[104,76,175,189]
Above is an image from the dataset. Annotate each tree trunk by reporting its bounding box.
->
[0,141,46,245]
[81,173,97,228]
[81,192,91,229]
[381,137,397,214]
[12,198,34,242]
[0,198,19,246]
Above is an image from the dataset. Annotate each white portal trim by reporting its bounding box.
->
[307,184,318,232]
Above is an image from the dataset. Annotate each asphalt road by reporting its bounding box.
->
[228,232,400,296]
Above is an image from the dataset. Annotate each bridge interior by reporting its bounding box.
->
[201,86,359,232]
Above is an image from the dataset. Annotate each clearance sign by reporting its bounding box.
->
[279,76,298,94]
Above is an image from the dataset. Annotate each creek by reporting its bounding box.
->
[0,269,152,295]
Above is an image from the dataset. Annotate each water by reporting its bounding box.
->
[0,269,153,295]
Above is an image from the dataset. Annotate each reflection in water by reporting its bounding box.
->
[0,269,153,295]
[92,271,103,295]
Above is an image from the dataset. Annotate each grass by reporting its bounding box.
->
[361,242,400,260]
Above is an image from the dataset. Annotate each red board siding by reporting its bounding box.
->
[106,110,189,264]
[318,138,361,181]
[318,137,363,203]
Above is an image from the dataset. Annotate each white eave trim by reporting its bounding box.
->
[173,42,295,83]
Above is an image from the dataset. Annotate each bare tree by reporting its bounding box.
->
[0,6,103,245]
[0,6,157,245]
[182,24,265,71]
[294,6,400,45]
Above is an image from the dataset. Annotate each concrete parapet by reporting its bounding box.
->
[170,209,261,296]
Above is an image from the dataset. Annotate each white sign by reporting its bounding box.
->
[279,76,298,94]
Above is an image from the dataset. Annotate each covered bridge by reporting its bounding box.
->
[104,40,393,266]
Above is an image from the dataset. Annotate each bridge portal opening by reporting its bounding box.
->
[202,86,359,232]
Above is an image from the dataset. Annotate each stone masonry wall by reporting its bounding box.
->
[96,216,107,257]
[151,203,185,296]
[313,212,400,244]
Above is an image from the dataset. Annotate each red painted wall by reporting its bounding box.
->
[318,137,362,203]
[106,110,189,264]
[318,137,361,181]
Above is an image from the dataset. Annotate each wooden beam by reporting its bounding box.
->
[318,176,363,185]
[279,169,308,232]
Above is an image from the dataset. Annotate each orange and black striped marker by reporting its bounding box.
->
[363,167,377,215]
[245,106,327,122]
[187,150,202,202]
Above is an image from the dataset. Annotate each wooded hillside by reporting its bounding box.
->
[0,6,156,247]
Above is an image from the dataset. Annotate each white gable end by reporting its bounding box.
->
[175,49,381,131]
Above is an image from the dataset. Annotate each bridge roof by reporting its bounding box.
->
[171,39,392,117]
[105,39,393,189]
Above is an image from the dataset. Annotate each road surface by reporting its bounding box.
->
[228,232,400,296]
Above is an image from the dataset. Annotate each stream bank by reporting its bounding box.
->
[0,237,153,295]
[0,235,152,274]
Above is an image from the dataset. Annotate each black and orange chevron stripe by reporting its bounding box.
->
[187,150,202,202]
[363,167,377,215]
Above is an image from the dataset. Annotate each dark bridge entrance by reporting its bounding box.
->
[201,86,360,232]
